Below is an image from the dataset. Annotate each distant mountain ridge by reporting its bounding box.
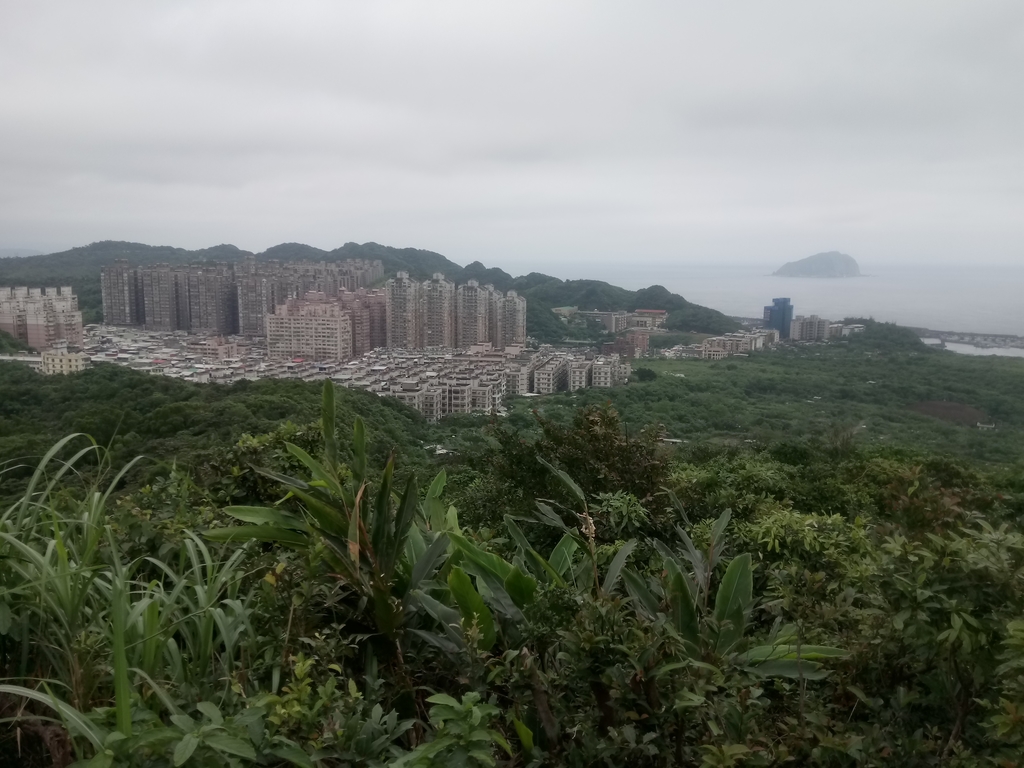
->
[774,251,861,278]
[0,239,740,340]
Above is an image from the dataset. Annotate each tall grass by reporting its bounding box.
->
[0,438,261,760]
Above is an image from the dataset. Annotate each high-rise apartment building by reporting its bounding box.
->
[386,272,422,349]
[237,274,284,337]
[501,290,527,347]
[485,285,504,350]
[141,266,187,331]
[186,266,238,334]
[108,258,384,335]
[763,297,794,339]
[100,260,143,325]
[0,286,84,349]
[422,273,456,348]
[456,280,488,348]
[338,288,387,355]
[266,293,354,361]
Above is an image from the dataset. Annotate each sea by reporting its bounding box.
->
[565,262,1024,339]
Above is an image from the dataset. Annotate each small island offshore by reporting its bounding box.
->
[774,250,861,277]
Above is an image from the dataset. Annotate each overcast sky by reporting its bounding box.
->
[1,1,1021,271]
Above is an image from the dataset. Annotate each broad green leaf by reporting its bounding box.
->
[752,659,829,680]
[427,693,462,707]
[223,506,307,530]
[173,733,199,767]
[739,644,848,663]
[533,502,571,531]
[451,533,513,580]
[409,628,465,655]
[601,539,637,594]
[407,533,450,594]
[285,443,342,496]
[196,701,223,725]
[713,553,752,654]
[448,567,496,651]
[549,535,578,578]
[205,734,257,760]
[271,745,317,768]
[503,566,538,608]
[622,568,660,619]
[424,470,448,531]
[505,516,567,586]
[538,457,587,508]
[664,558,700,649]
[203,525,310,548]
[512,717,534,754]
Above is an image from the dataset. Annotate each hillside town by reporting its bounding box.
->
[2,276,869,422]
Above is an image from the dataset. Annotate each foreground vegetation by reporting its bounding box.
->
[2,373,1024,766]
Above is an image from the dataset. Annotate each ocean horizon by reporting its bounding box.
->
[548,262,1024,337]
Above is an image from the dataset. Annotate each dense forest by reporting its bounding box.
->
[2,324,1024,766]
[0,241,739,340]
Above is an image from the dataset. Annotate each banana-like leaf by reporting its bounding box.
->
[505,516,567,586]
[409,590,467,651]
[223,506,308,531]
[450,533,512,580]
[423,470,448,531]
[448,566,496,651]
[285,443,343,497]
[463,563,525,622]
[739,644,847,663]
[549,535,578,578]
[709,508,733,567]
[713,553,752,654]
[408,628,464,656]
[370,459,395,559]
[503,566,538,608]
[622,568,660,619]
[751,658,829,680]
[665,559,700,650]
[512,717,535,754]
[407,533,450,595]
[384,475,419,581]
[533,502,571,532]
[538,456,587,509]
[203,525,310,548]
[601,539,637,594]
[653,539,699,601]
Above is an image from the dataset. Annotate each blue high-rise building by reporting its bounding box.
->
[763,297,794,339]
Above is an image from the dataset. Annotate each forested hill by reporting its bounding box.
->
[0,240,739,338]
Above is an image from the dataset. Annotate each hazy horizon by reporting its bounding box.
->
[2,2,1022,269]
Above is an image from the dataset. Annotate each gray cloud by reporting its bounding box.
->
[0,1,1021,269]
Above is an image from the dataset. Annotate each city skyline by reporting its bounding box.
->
[98,258,527,361]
